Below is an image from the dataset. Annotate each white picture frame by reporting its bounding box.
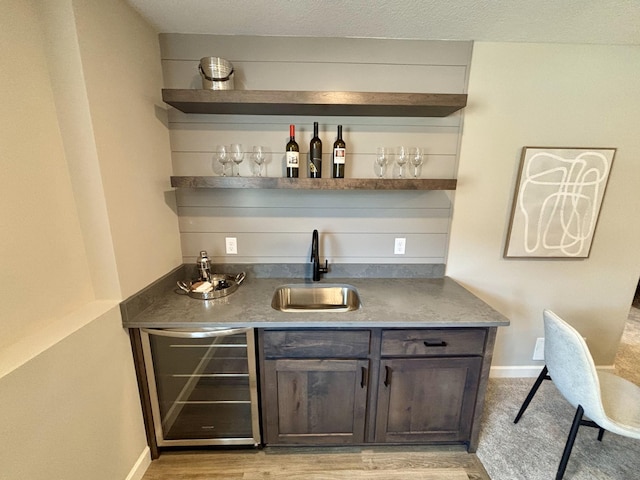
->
[504,147,616,259]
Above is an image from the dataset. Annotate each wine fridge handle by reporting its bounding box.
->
[141,327,249,339]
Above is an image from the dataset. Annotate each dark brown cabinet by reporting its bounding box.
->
[263,358,369,444]
[375,356,481,443]
[260,329,370,445]
[375,328,486,445]
[258,327,495,451]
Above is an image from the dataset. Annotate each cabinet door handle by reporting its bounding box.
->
[423,340,448,347]
[361,367,368,388]
[384,365,392,387]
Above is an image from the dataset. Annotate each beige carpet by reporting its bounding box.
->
[613,306,640,383]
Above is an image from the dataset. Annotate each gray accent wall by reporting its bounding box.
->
[160,35,471,266]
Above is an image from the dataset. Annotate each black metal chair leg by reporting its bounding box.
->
[514,365,550,423]
[556,405,584,480]
[580,418,605,440]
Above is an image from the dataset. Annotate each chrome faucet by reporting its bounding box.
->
[311,229,328,281]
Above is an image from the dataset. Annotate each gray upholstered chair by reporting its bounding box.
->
[543,309,640,479]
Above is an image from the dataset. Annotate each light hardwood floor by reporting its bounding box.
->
[141,445,489,480]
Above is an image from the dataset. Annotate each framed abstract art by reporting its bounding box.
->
[504,147,616,259]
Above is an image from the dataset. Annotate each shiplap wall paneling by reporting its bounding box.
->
[163,62,467,92]
[180,232,448,264]
[177,189,452,264]
[172,152,457,179]
[160,36,472,64]
[169,118,460,178]
[160,35,471,265]
[160,35,471,93]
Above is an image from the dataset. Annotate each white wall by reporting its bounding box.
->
[0,0,94,356]
[0,0,181,478]
[0,308,148,480]
[74,0,182,297]
[448,42,640,369]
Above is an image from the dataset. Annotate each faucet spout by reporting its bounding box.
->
[311,229,328,281]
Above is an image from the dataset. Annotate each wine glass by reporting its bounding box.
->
[216,145,231,176]
[409,147,423,178]
[252,145,266,177]
[375,147,390,178]
[230,143,244,176]
[396,146,408,178]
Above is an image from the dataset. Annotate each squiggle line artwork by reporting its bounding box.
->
[506,148,615,258]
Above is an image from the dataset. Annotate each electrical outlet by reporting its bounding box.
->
[394,237,406,255]
[533,337,545,360]
[225,237,238,255]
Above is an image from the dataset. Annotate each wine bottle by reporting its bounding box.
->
[309,121,322,178]
[285,124,299,178]
[332,125,346,178]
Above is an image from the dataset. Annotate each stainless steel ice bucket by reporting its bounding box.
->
[198,56,234,90]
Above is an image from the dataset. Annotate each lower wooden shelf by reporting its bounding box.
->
[170,176,457,191]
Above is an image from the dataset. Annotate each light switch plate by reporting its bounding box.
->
[225,237,238,255]
[394,237,406,255]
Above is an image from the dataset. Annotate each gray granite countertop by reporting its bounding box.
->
[121,266,510,329]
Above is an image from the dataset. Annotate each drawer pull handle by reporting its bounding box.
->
[361,367,368,388]
[384,366,392,387]
[424,341,448,347]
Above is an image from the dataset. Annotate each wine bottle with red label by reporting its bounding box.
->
[332,125,345,178]
[286,124,299,178]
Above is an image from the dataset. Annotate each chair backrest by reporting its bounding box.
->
[543,309,607,423]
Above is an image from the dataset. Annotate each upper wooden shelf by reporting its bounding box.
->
[170,177,457,191]
[162,89,467,117]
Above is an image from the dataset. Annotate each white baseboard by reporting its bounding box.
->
[490,364,616,378]
[490,365,545,378]
[125,447,151,480]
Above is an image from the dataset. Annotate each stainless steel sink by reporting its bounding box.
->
[271,284,361,312]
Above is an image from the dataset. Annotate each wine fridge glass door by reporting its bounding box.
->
[141,327,261,447]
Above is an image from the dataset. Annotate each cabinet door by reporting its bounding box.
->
[374,357,482,444]
[263,358,369,445]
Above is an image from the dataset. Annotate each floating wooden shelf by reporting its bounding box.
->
[170,176,457,191]
[162,89,467,117]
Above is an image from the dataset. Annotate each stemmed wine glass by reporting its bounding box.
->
[375,147,390,178]
[409,147,423,178]
[396,146,408,178]
[216,144,231,176]
[230,143,244,176]
[252,145,266,177]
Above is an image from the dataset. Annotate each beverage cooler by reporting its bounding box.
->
[140,327,260,447]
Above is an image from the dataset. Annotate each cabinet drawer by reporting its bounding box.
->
[381,328,486,357]
[262,329,370,358]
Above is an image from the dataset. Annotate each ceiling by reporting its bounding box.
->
[126,0,640,46]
